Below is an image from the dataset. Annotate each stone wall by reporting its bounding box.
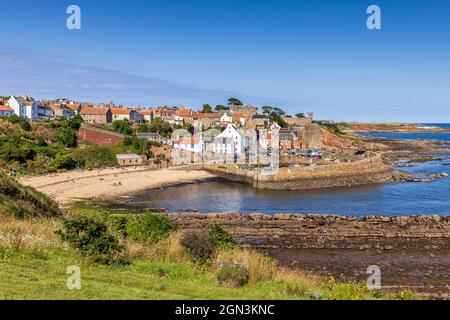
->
[171,213,450,250]
[204,153,393,190]
[79,124,124,146]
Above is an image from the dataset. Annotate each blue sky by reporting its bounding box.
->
[1,0,449,122]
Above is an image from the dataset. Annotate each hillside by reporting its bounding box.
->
[0,173,61,218]
[0,117,149,176]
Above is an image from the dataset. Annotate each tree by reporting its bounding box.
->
[67,115,83,130]
[262,106,273,114]
[200,104,213,113]
[215,105,229,111]
[227,98,243,106]
[273,107,286,116]
[112,120,133,135]
[295,113,305,119]
[56,125,78,148]
[269,112,288,128]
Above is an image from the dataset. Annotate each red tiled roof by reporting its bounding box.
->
[0,105,13,112]
[192,113,221,119]
[67,103,80,111]
[80,107,110,115]
[111,108,132,115]
[138,109,153,116]
[175,108,192,117]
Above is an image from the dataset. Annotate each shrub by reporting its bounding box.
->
[106,215,128,238]
[56,125,78,148]
[208,223,235,250]
[71,146,117,169]
[51,153,77,171]
[112,120,133,135]
[67,115,83,130]
[55,216,123,258]
[180,231,214,264]
[7,115,31,131]
[126,213,177,244]
[216,261,249,288]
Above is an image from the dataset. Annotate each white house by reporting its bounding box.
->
[7,96,26,117]
[7,96,53,120]
[111,108,144,122]
[220,113,233,124]
[213,124,246,155]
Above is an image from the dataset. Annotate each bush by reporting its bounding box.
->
[67,115,83,130]
[56,216,123,258]
[56,125,78,148]
[180,231,214,264]
[112,120,133,135]
[126,213,177,244]
[51,153,77,171]
[72,146,117,169]
[106,215,128,238]
[7,115,31,131]
[208,223,235,250]
[216,261,249,288]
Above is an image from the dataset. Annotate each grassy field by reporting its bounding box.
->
[0,213,415,300]
[0,176,414,300]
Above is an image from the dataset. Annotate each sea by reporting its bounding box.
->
[120,126,450,216]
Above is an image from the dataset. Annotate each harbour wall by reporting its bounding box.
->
[204,153,393,190]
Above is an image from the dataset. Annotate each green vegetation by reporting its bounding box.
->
[227,97,243,106]
[208,223,235,250]
[0,195,417,300]
[0,173,61,219]
[0,116,158,175]
[138,118,173,137]
[55,216,123,259]
[269,112,288,128]
[216,262,249,288]
[126,214,178,244]
[200,104,213,113]
[215,105,228,111]
[314,121,345,135]
[112,120,133,135]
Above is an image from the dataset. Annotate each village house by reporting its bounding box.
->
[212,124,246,155]
[279,128,298,151]
[251,114,269,127]
[8,96,30,118]
[190,113,221,128]
[48,102,75,119]
[0,105,14,117]
[80,107,112,124]
[137,132,161,142]
[67,102,82,115]
[220,112,247,127]
[37,103,54,119]
[138,109,154,123]
[111,108,143,122]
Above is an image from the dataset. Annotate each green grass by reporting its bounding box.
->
[0,246,298,300]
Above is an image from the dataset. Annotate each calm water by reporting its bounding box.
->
[360,123,450,141]
[122,131,450,216]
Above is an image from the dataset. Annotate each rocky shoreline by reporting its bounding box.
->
[171,213,450,297]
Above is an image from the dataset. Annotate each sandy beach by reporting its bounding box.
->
[20,167,215,204]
